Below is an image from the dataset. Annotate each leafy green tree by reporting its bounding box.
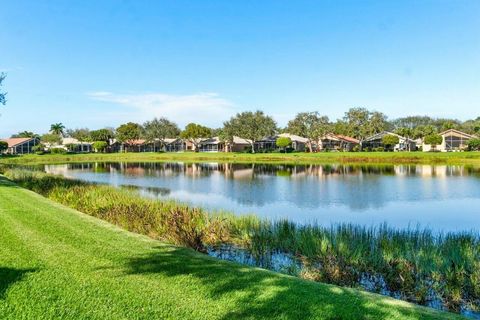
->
[67,128,91,152]
[0,73,6,106]
[116,122,143,150]
[11,131,39,138]
[382,135,400,151]
[0,141,8,153]
[92,141,108,153]
[414,125,437,139]
[180,123,212,151]
[438,119,461,132]
[276,137,292,153]
[424,133,443,151]
[394,127,414,151]
[390,116,435,130]
[341,108,388,142]
[467,138,480,151]
[144,118,181,151]
[222,111,276,153]
[90,128,115,143]
[41,133,62,145]
[50,123,66,136]
[286,112,330,152]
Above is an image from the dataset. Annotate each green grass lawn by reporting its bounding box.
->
[0,176,465,319]
[2,150,480,165]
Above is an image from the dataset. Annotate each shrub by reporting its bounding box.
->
[32,144,46,154]
[468,138,480,151]
[49,147,67,154]
[92,141,108,153]
[276,137,292,153]
[0,141,8,154]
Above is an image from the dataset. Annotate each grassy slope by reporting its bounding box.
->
[1,151,480,166]
[0,177,464,320]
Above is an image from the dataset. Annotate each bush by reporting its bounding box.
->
[32,144,46,154]
[374,147,385,152]
[92,141,108,153]
[468,138,480,151]
[0,141,8,154]
[49,147,67,154]
[276,137,292,153]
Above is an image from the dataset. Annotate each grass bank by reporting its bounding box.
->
[0,176,464,319]
[3,169,479,316]
[2,150,480,165]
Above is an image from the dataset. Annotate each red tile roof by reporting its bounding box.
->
[0,137,34,147]
[335,134,360,144]
[125,139,146,145]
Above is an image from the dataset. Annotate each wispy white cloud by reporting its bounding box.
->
[87,91,236,128]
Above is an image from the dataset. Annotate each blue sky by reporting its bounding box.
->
[1,0,479,136]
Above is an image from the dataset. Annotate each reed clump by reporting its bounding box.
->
[4,168,480,313]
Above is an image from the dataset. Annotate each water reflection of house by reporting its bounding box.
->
[422,129,476,152]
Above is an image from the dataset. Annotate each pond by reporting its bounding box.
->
[43,162,480,232]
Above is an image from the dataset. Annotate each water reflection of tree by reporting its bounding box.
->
[55,162,480,211]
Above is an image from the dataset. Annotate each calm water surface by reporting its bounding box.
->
[44,162,480,232]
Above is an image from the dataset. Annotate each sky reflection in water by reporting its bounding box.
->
[44,162,480,232]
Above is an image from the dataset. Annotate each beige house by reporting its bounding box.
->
[422,129,476,152]
[198,136,252,152]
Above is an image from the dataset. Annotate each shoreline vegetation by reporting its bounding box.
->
[2,151,480,166]
[2,168,479,317]
[0,175,462,320]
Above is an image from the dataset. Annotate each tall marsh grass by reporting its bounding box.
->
[3,168,480,313]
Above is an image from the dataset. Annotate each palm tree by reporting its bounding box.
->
[50,123,66,137]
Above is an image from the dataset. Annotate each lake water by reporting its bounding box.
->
[44,162,480,232]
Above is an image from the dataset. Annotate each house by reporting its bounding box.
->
[277,133,308,152]
[362,131,417,151]
[0,137,40,154]
[254,136,277,151]
[254,133,309,152]
[318,134,360,151]
[61,137,93,153]
[197,136,252,152]
[422,129,476,152]
[164,138,185,152]
[228,136,252,152]
[121,139,155,152]
[198,137,225,152]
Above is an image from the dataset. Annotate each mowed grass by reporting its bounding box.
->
[2,150,480,166]
[0,177,465,319]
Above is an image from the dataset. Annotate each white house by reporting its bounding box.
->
[422,129,476,152]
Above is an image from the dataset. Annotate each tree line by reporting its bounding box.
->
[7,108,480,153]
